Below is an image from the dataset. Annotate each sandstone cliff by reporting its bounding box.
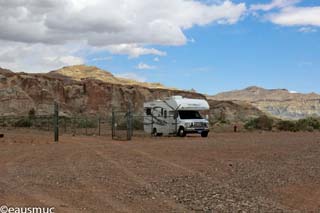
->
[0,65,204,116]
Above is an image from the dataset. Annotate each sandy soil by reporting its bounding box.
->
[0,130,320,212]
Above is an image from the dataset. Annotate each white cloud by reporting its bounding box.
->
[115,72,147,82]
[136,62,156,70]
[106,44,166,58]
[298,27,317,33]
[298,61,313,67]
[154,57,160,62]
[268,6,320,27]
[0,41,85,72]
[250,0,300,11]
[188,38,196,43]
[250,1,320,30]
[0,0,247,71]
[90,56,113,62]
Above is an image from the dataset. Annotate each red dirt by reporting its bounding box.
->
[0,131,320,212]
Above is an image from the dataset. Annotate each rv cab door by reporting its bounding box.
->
[167,111,177,134]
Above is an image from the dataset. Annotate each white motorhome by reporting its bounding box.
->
[143,96,210,137]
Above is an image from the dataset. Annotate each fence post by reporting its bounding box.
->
[73,117,76,136]
[151,114,153,136]
[64,117,67,133]
[54,102,59,142]
[85,117,88,136]
[112,110,115,139]
[47,116,50,131]
[98,117,101,136]
[127,103,132,140]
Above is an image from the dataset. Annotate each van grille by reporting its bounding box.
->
[194,122,205,128]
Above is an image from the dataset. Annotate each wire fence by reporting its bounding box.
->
[0,113,168,141]
[0,103,210,142]
[0,115,113,137]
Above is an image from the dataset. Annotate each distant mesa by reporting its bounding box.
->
[208,86,320,120]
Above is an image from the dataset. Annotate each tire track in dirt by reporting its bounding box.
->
[78,142,189,212]
[65,150,133,213]
[98,141,289,211]
[0,151,75,212]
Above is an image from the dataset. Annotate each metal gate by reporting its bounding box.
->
[111,110,132,141]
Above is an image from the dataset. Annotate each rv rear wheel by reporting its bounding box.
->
[201,131,208,138]
[152,128,158,137]
[178,127,186,137]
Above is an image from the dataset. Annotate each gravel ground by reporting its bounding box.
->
[0,130,320,212]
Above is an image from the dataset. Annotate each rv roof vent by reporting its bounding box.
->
[171,96,183,100]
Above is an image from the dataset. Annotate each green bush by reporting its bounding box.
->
[74,118,98,128]
[245,115,274,131]
[132,117,144,130]
[276,117,320,132]
[296,117,320,132]
[277,120,297,132]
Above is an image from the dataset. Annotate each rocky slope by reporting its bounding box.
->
[208,100,266,124]
[209,86,320,120]
[48,65,170,89]
[0,65,204,116]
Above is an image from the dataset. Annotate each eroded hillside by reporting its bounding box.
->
[0,65,203,116]
[209,86,320,120]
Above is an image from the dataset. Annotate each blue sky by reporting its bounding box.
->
[85,0,320,94]
[0,0,319,95]
[87,1,320,95]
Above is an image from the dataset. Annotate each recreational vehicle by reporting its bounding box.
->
[143,96,210,137]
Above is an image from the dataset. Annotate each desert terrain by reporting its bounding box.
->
[1,130,320,212]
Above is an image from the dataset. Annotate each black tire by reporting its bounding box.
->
[201,131,209,138]
[178,127,186,137]
[152,128,158,137]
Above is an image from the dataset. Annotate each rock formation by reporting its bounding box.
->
[209,86,320,120]
[0,65,204,116]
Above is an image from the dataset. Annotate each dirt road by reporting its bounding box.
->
[0,131,320,212]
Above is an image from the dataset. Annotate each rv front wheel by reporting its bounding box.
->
[178,127,186,137]
[201,131,209,138]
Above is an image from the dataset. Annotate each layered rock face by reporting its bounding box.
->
[0,65,204,116]
[209,86,320,120]
[208,100,266,124]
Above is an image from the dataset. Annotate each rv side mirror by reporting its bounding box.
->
[205,115,209,120]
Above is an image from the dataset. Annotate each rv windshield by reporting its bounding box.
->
[178,111,202,120]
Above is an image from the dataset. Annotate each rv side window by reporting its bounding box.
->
[146,108,152,115]
[161,108,164,117]
[164,110,167,118]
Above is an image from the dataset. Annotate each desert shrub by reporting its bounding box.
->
[277,120,297,132]
[132,117,144,130]
[296,117,320,132]
[14,117,32,127]
[28,108,36,118]
[276,117,320,132]
[245,115,274,131]
[75,118,98,128]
